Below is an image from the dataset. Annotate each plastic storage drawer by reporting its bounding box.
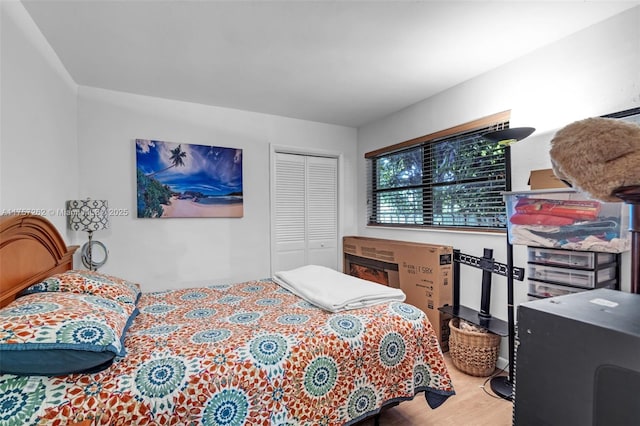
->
[528,282,584,298]
[528,247,615,268]
[503,189,629,253]
[528,263,616,288]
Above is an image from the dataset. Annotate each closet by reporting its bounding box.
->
[271,151,339,273]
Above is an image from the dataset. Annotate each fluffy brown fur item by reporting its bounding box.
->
[550,117,640,202]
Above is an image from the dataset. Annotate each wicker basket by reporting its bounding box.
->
[448,318,501,377]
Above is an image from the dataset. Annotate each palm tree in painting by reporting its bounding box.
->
[147,144,187,177]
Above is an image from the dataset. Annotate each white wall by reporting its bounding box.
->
[0,1,78,235]
[77,87,358,291]
[358,6,640,361]
[1,2,357,292]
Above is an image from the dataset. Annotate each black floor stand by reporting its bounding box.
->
[490,376,513,400]
[439,245,524,401]
[490,241,517,400]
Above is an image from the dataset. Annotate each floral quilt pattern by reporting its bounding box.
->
[0,279,454,426]
[20,270,141,306]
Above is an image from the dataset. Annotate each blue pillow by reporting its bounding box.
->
[0,292,137,376]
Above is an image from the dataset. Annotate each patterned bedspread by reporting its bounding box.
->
[1,279,454,425]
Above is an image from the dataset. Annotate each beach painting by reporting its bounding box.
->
[135,139,243,218]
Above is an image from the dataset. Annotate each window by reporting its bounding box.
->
[366,111,511,231]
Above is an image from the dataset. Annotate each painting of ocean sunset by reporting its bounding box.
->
[135,139,243,218]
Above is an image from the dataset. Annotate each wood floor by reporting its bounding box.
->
[357,353,513,426]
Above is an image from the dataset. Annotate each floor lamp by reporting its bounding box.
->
[482,126,535,400]
[613,186,640,294]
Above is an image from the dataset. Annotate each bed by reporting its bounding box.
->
[0,214,454,425]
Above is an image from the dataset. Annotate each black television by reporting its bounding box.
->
[514,288,640,425]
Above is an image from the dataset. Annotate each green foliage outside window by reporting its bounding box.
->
[369,128,508,230]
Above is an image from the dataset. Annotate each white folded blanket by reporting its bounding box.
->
[273,264,406,312]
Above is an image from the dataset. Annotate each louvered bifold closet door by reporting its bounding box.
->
[306,155,338,268]
[274,153,307,272]
[273,152,338,273]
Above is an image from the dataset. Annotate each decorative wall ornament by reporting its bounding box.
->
[135,139,243,218]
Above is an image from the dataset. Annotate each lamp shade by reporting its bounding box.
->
[483,127,535,145]
[66,199,109,232]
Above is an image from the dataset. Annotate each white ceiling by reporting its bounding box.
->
[21,0,640,127]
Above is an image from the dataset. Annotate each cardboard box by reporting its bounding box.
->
[528,168,570,190]
[343,236,454,350]
[432,312,452,353]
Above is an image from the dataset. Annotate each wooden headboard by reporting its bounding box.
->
[0,214,78,307]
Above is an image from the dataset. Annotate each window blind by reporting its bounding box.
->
[367,111,511,231]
